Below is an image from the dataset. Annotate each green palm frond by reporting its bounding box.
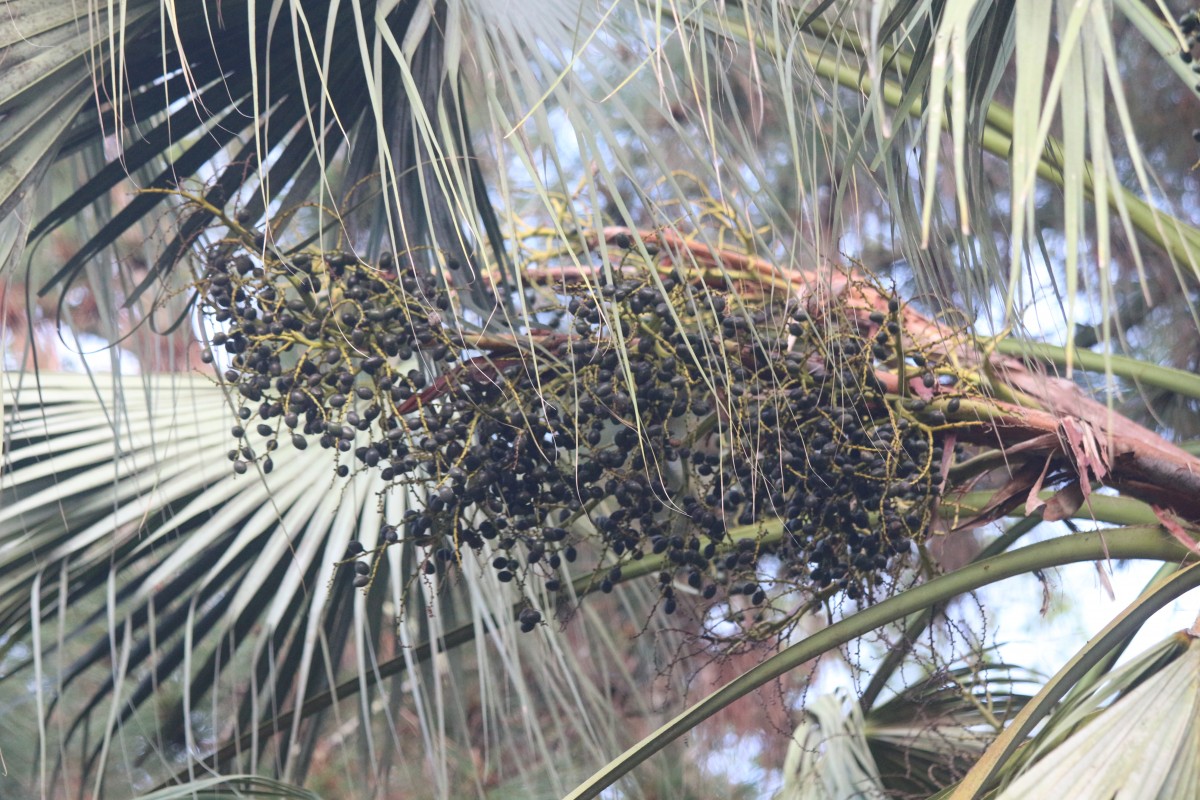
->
[1,371,670,796]
[10,1,502,301]
[771,638,1199,800]
[991,632,1200,799]
[0,372,399,788]
[950,563,1200,800]
[867,661,1037,797]
[772,663,1037,800]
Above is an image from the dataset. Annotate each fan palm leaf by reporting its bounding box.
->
[990,631,1200,799]
[1,371,676,796]
[772,662,1038,799]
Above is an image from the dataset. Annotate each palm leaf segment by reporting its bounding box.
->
[2,373,383,781]
[5,0,576,302]
[1,2,670,789]
[3,369,669,793]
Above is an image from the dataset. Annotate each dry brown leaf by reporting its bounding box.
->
[1025,455,1055,517]
[951,461,1048,532]
[1043,481,1086,522]
[1094,560,1117,601]
[1061,418,1111,499]
[1152,505,1200,556]
[938,432,956,491]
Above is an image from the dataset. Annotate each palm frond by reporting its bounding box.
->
[772,662,1037,799]
[131,775,323,800]
[563,530,1200,800]
[6,3,1200,798]
[1,371,668,796]
[951,563,1200,799]
[867,661,1037,796]
[775,690,887,800]
[994,632,1200,799]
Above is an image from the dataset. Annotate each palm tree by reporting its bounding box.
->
[4,1,1200,798]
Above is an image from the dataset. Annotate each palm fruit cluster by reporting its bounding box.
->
[1183,8,1200,126]
[196,240,951,627]
[1182,9,1199,59]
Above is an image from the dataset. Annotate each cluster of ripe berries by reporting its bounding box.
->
[1181,8,1200,126]
[197,244,945,630]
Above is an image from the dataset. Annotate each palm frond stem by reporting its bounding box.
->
[992,338,1200,402]
[564,528,1200,800]
[950,563,1200,799]
[857,511,1046,712]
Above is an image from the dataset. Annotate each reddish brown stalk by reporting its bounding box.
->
[467,227,1200,519]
